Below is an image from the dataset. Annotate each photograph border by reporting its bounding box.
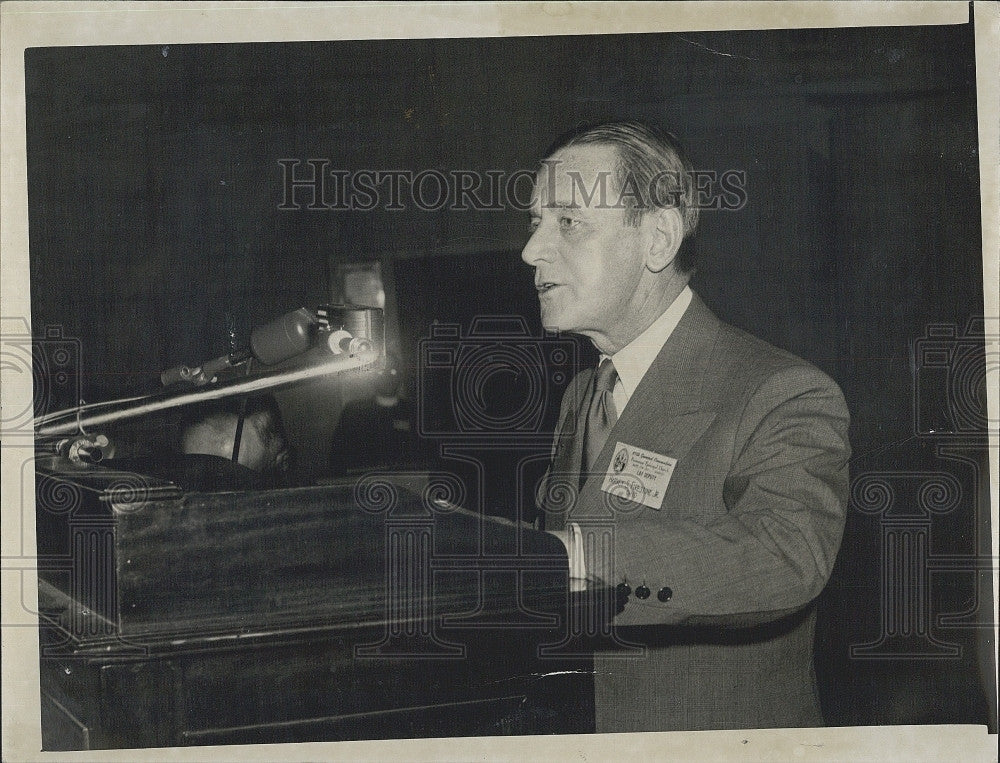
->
[2,2,996,760]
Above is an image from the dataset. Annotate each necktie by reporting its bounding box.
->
[582,358,619,473]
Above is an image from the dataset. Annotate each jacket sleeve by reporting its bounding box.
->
[585,364,851,628]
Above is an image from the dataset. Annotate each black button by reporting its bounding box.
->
[616,582,632,597]
[635,585,650,600]
[657,586,673,602]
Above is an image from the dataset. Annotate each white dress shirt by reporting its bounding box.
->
[602,285,693,418]
[560,286,694,589]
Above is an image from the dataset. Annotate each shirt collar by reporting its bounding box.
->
[603,285,693,399]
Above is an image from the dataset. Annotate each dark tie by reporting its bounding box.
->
[582,358,619,473]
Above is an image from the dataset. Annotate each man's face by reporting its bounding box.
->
[521,144,653,351]
[233,412,289,475]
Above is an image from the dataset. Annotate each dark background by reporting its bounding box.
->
[25,24,995,730]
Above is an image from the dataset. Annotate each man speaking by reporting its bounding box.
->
[524,121,851,732]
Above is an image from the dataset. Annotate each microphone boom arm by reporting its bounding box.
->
[35,346,378,439]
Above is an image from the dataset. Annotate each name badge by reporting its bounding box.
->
[600,442,677,510]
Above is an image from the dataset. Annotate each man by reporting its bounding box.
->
[178,395,291,489]
[523,121,851,732]
[100,396,291,492]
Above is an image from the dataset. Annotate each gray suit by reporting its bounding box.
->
[539,292,851,731]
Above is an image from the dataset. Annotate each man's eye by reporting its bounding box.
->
[559,216,580,230]
[528,218,540,233]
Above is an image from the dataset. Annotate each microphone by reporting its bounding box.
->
[161,307,317,386]
[36,305,386,438]
[160,305,384,387]
[249,307,316,364]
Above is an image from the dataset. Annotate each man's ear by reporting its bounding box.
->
[645,207,684,273]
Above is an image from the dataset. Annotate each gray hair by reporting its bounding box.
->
[544,120,700,272]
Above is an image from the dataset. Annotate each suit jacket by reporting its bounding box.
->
[538,292,851,732]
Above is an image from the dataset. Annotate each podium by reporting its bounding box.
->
[35,455,595,749]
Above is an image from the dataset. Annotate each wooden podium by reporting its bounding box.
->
[35,455,595,749]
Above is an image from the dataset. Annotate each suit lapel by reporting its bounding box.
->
[555,369,592,470]
[544,368,593,529]
[576,294,722,513]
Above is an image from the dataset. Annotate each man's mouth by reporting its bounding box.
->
[535,282,558,294]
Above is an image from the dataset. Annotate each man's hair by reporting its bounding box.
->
[543,120,700,273]
[178,394,287,470]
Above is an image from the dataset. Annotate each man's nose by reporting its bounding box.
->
[521,225,553,267]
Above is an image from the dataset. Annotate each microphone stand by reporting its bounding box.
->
[35,304,384,465]
[35,346,378,440]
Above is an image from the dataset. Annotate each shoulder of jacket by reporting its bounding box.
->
[710,320,844,401]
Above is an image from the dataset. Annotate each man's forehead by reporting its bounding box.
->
[532,143,620,206]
